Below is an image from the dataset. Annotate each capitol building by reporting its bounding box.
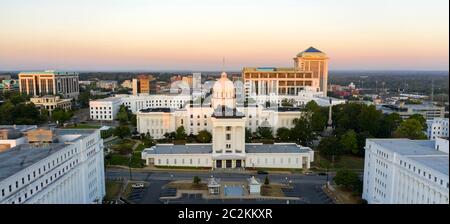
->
[140,71,315,170]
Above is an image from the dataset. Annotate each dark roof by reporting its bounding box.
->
[139,108,172,113]
[212,106,245,118]
[144,144,213,154]
[303,47,323,53]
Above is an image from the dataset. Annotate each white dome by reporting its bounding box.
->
[212,72,236,109]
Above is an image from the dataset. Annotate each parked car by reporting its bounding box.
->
[304,171,314,175]
[318,172,327,176]
[132,183,145,189]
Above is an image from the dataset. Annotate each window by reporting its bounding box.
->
[226,126,231,131]
[226,134,231,141]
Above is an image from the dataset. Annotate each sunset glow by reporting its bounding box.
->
[0,0,448,71]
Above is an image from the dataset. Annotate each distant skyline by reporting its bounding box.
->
[0,0,448,71]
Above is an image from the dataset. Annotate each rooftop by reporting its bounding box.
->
[0,144,67,182]
[368,139,449,176]
[144,143,312,155]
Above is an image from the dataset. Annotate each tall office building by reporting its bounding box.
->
[243,47,329,97]
[18,71,80,99]
[132,75,154,95]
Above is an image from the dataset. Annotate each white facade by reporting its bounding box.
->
[362,138,449,204]
[427,118,449,140]
[0,129,105,204]
[89,97,122,121]
[141,72,315,171]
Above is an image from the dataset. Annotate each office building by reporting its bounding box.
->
[362,138,449,204]
[18,71,79,99]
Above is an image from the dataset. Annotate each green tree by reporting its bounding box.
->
[281,98,295,107]
[408,114,427,131]
[51,108,73,124]
[117,105,130,124]
[393,118,427,139]
[290,117,316,146]
[257,127,273,139]
[77,91,91,108]
[306,101,328,132]
[334,169,362,193]
[357,105,382,136]
[193,176,201,185]
[318,136,343,160]
[378,113,402,138]
[245,128,253,143]
[340,130,358,155]
[197,130,212,143]
[175,126,187,140]
[114,126,131,139]
[276,127,291,141]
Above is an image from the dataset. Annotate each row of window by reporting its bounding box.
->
[400,159,449,189]
[6,159,79,204]
[1,148,78,200]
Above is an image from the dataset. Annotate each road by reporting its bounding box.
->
[105,168,335,204]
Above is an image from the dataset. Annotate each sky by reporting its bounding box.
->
[0,0,448,71]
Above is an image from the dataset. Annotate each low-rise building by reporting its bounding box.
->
[97,80,118,90]
[30,96,72,115]
[362,138,449,204]
[89,97,122,121]
[427,118,449,140]
[379,102,445,120]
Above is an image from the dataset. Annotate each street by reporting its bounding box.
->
[105,168,335,204]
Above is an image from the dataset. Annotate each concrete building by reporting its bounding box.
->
[97,80,118,90]
[121,80,133,89]
[0,128,105,204]
[427,118,449,140]
[362,138,449,204]
[89,97,123,121]
[0,79,19,93]
[18,71,79,99]
[379,103,445,120]
[30,96,72,116]
[141,72,314,170]
[243,47,329,97]
[132,75,155,95]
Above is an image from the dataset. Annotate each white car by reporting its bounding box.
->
[132,183,145,189]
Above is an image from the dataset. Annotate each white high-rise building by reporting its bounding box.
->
[0,129,105,204]
[362,138,449,204]
[427,118,449,140]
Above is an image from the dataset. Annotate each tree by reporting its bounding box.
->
[257,127,273,139]
[78,91,91,108]
[114,126,131,139]
[51,108,73,124]
[193,176,201,185]
[117,105,130,124]
[175,126,187,140]
[276,127,291,141]
[334,169,362,193]
[340,130,358,155]
[290,117,316,146]
[281,98,295,107]
[196,130,212,143]
[408,114,427,131]
[264,176,270,185]
[378,113,402,138]
[306,101,328,132]
[245,128,253,143]
[318,136,343,160]
[357,105,382,136]
[393,118,427,140]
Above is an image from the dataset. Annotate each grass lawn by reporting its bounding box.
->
[333,186,364,204]
[166,182,208,191]
[313,154,364,171]
[105,181,123,201]
[261,184,286,197]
